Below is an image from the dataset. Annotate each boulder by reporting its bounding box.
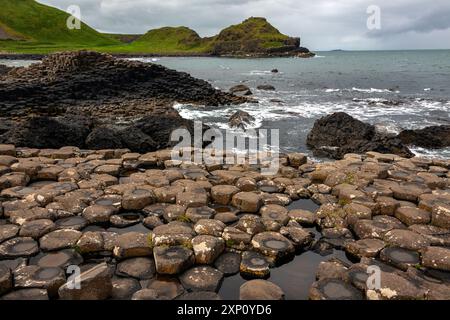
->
[229,110,255,131]
[306,112,413,159]
[398,125,450,148]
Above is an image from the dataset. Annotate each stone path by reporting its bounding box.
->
[0,145,449,300]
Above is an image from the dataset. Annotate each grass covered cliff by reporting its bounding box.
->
[0,1,313,57]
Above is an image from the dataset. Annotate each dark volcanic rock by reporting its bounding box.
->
[398,126,450,149]
[0,65,13,76]
[307,112,413,159]
[0,51,245,152]
[229,110,255,131]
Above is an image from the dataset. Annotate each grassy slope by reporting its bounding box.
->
[211,17,289,49]
[0,3,294,55]
[0,0,118,53]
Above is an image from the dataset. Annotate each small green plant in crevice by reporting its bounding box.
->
[176,215,192,223]
[182,240,193,250]
[338,198,351,207]
[344,172,357,185]
[225,239,236,248]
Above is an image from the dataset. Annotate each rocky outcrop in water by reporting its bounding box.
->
[307,112,414,159]
[0,65,12,76]
[398,126,450,149]
[0,51,246,152]
[229,110,255,131]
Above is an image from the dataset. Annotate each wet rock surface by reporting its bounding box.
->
[0,144,449,300]
[0,51,246,152]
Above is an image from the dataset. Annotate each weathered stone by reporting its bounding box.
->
[153,246,194,275]
[31,249,83,268]
[19,219,55,239]
[0,265,12,296]
[379,247,421,271]
[211,185,240,205]
[260,204,289,225]
[176,192,208,208]
[315,260,348,280]
[421,246,450,271]
[9,207,53,226]
[344,203,372,226]
[408,224,450,246]
[192,235,225,265]
[113,232,152,259]
[0,237,39,258]
[152,222,194,247]
[375,196,400,216]
[54,216,88,231]
[288,209,316,226]
[0,224,20,243]
[39,229,82,251]
[0,144,16,157]
[279,226,313,249]
[58,263,112,300]
[236,177,257,192]
[309,278,363,300]
[353,216,404,239]
[392,182,431,203]
[75,232,104,254]
[214,252,241,276]
[185,206,216,223]
[236,215,265,236]
[1,288,49,300]
[131,289,159,300]
[122,189,155,210]
[251,232,295,263]
[366,270,426,300]
[13,265,65,297]
[222,227,252,250]
[82,204,118,224]
[239,280,284,300]
[111,277,141,300]
[240,251,271,278]
[147,277,184,300]
[431,204,450,228]
[231,192,262,213]
[116,257,156,280]
[194,219,225,237]
[395,207,431,226]
[143,215,164,229]
[383,229,430,251]
[344,238,386,258]
[288,153,307,168]
[180,266,224,292]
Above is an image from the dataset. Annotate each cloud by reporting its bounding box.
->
[37,0,450,50]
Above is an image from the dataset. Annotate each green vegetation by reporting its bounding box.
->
[0,0,118,53]
[0,1,298,55]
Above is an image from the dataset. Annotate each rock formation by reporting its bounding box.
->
[0,51,246,152]
[307,112,414,159]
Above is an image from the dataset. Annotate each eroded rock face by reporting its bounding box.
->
[0,51,246,152]
[307,112,413,159]
[398,126,450,149]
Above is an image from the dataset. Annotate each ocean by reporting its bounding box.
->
[3,50,450,159]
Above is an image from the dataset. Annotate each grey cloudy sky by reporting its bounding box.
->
[38,0,450,50]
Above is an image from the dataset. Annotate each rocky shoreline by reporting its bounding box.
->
[0,144,449,300]
[0,51,247,152]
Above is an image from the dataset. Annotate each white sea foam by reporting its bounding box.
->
[351,87,398,93]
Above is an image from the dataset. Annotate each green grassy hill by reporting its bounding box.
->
[0,2,304,56]
[0,0,118,53]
